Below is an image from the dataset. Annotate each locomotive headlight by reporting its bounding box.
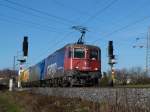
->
[94,68,98,70]
[75,66,79,69]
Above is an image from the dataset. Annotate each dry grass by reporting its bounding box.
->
[0,90,149,112]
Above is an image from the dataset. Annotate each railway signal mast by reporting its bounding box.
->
[17,36,29,88]
[72,26,88,44]
[108,41,116,86]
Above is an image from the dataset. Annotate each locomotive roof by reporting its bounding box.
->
[65,43,100,49]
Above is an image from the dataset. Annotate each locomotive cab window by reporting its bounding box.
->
[74,48,85,58]
[68,50,73,58]
[66,47,73,58]
[90,50,98,60]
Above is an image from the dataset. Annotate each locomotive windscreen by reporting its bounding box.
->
[74,48,85,58]
[90,50,99,60]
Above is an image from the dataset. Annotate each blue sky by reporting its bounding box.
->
[0,0,150,72]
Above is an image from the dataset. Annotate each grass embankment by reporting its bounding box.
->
[0,91,102,112]
[0,90,149,112]
[0,90,120,112]
[0,91,24,112]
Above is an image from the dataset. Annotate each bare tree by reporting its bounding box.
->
[111,67,150,85]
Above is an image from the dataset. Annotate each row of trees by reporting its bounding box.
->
[100,67,150,86]
[115,67,150,85]
[0,69,18,87]
[0,69,17,78]
[1,67,150,86]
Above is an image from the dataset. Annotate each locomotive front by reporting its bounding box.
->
[64,44,101,86]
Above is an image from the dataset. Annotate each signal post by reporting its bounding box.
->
[108,41,116,87]
[17,36,28,88]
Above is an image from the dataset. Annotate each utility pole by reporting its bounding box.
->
[13,56,16,71]
[146,28,150,76]
[133,28,150,76]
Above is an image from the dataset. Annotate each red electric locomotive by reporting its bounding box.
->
[63,43,101,86]
[21,26,101,87]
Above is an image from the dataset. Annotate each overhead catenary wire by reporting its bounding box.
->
[3,0,119,43]
[3,0,148,70]
[0,14,67,33]
[88,0,150,34]
[116,32,147,47]
[4,0,76,25]
[24,0,120,65]
[0,3,72,27]
[51,0,89,16]
[30,31,74,66]
[0,15,75,59]
[0,1,77,67]
[7,0,146,52]
[0,17,54,33]
[87,0,150,47]
[50,0,116,27]
[92,15,150,43]
[72,0,119,37]
[82,0,149,45]
[83,0,119,25]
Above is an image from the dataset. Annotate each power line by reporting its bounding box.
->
[65,0,119,41]
[0,3,72,27]
[0,14,66,33]
[89,0,149,34]
[6,0,150,73]
[0,1,77,66]
[51,0,89,16]
[0,7,74,66]
[0,17,68,33]
[92,16,150,43]
[31,31,74,65]
[3,0,118,62]
[0,17,56,33]
[88,0,150,45]
[3,0,76,25]
[83,0,119,24]
[82,0,149,42]
[106,0,150,31]
[0,16,73,61]
[51,0,116,27]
